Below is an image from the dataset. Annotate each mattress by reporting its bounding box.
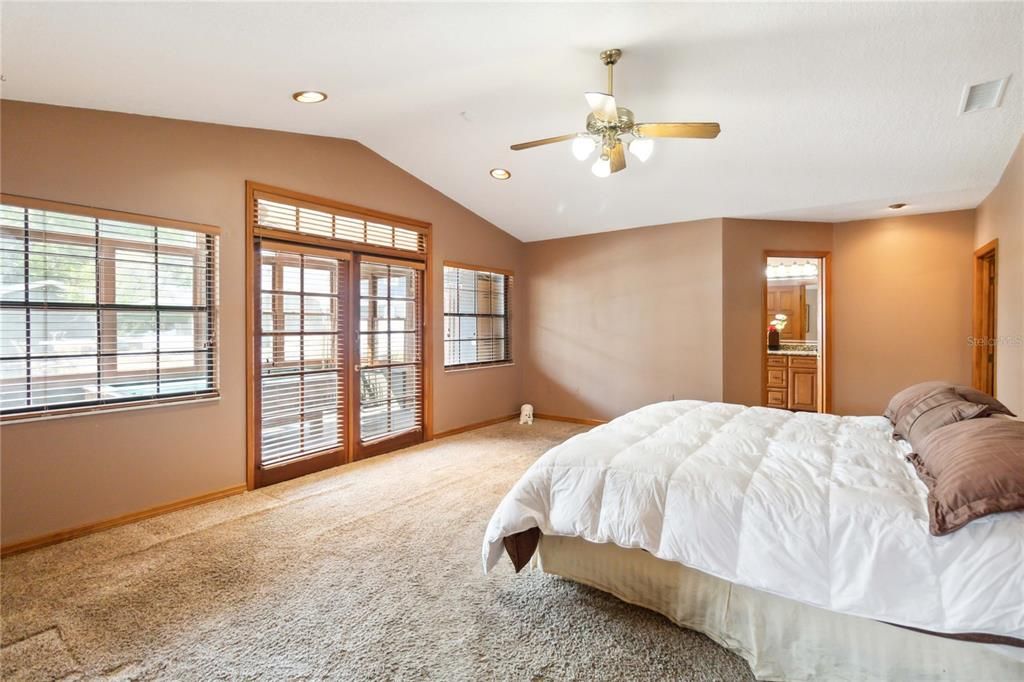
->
[537,535,1024,681]
[483,400,1024,642]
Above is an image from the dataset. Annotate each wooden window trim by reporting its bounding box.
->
[442,262,512,371]
[0,194,220,236]
[0,195,220,423]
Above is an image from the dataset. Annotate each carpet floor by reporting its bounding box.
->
[1,419,755,681]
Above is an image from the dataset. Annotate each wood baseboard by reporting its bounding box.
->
[0,483,247,557]
[534,413,607,426]
[432,413,519,439]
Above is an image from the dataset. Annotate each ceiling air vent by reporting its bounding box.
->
[960,77,1009,114]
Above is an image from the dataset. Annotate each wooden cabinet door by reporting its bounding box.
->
[766,368,787,389]
[789,368,817,412]
[767,284,805,340]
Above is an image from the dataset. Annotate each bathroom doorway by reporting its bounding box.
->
[762,251,831,413]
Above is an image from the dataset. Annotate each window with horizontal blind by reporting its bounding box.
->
[0,196,219,419]
[254,192,426,255]
[443,264,511,369]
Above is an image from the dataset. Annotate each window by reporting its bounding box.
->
[0,196,219,419]
[254,193,425,254]
[443,264,511,368]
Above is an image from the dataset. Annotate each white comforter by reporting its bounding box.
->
[483,401,1024,640]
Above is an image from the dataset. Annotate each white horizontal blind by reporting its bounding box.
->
[359,259,423,441]
[0,201,219,418]
[258,246,346,467]
[255,194,425,255]
[443,266,510,368]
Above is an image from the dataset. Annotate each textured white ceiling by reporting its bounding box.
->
[2,2,1021,241]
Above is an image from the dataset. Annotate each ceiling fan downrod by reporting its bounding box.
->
[600,48,621,95]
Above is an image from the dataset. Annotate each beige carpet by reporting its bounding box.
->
[1,419,755,681]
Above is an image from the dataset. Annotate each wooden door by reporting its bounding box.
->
[254,241,349,486]
[354,257,425,459]
[972,241,997,395]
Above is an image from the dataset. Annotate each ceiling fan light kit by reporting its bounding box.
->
[510,48,720,177]
[571,135,598,161]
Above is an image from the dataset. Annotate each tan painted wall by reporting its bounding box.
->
[0,101,525,544]
[975,136,1024,416]
[522,219,723,421]
[720,219,833,407]
[832,210,976,415]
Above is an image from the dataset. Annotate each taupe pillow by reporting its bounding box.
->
[885,381,1016,430]
[907,419,1024,535]
[894,387,987,446]
[884,381,948,424]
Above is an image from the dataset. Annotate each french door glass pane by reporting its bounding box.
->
[258,246,345,468]
[358,260,422,442]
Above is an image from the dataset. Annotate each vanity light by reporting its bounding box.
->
[766,261,819,280]
[489,168,511,180]
[292,91,328,103]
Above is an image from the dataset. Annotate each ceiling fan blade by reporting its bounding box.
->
[633,122,721,139]
[609,142,626,173]
[585,92,619,123]
[510,133,578,151]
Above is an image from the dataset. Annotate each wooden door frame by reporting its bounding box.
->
[761,250,832,414]
[244,181,434,490]
[972,239,998,395]
[350,253,428,461]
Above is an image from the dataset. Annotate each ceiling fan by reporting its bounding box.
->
[510,49,721,177]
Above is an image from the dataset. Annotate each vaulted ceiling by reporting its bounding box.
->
[2,2,1021,241]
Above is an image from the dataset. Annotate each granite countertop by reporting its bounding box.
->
[767,349,819,357]
[767,343,819,357]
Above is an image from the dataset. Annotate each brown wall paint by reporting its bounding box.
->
[0,99,995,546]
[975,136,1023,416]
[720,219,833,407]
[832,210,976,415]
[0,101,525,544]
[522,219,724,421]
[525,212,977,420]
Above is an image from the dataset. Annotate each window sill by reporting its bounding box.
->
[444,362,515,374]
[0,394,221,425]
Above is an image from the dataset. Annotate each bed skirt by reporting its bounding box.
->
[535,535,1024,681]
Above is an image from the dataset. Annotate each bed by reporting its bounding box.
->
[482,400,1024,681]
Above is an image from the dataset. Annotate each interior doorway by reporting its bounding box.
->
[972,239,998,396]
[762,251,832,413]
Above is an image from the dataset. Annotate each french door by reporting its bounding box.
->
[255,242,349,486]
[252,243,426,486]
[248,183,430,488]
[355,258,425,458]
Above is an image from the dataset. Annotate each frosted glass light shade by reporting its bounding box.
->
[628,137,654,162]
[592,156,611,178]
[572,136,597,161]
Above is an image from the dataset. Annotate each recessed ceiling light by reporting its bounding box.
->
[292,91,327,103]
[888,203,907,210]
[489,168,511,180]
